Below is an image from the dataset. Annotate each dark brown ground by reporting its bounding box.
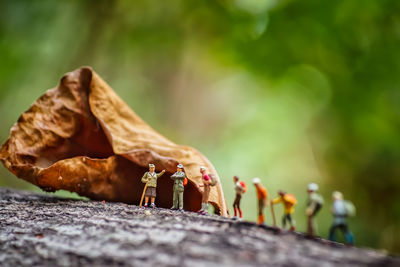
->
[0,187,398,267]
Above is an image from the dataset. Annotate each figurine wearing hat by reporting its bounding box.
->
[306,183,324,237]
[271,190,297,231]
[170,163,186,211]
[329,191,355,245]
[198,166,212,215]
[233,176,246,220]
[141,163,166,208]
[253,178,269,225]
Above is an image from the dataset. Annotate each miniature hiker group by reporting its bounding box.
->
[140,163,217,215]
[250,177,297,231]
[138,162,355,245]
[233,176,355,245]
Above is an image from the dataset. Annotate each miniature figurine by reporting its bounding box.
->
[253,178,268,225]
[232,176,246,220]
[328,191,355,245]
[198,166,212,215]
[306,183,324,237]
[271,190,297,231]
[198,166,217,215]
[140,163,166,208]
[171,163,186,211]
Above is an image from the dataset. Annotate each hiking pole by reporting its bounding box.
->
[270,200,277,227]
[139,181,149,207]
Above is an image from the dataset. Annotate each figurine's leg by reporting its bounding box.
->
[233,195,239,218]
[203,203,208,214]
[288,214,295,231]
[345,230,354,245]
[258,200,265,225]
[203,187,210,214]
[178,191,184,210]
[341,224,354,245]
[149,187,156,206]
[203,186,210,214]
[329,224,338,241]
[313,216,318,236]
[199,203,206,213]
[144,196,149,206]
[175,190,180,209]
[200,195,204,212]
[307,216,315,236]
[237,195,242,218]
[282,215,287,229]
[172,189,178,209]
[307,216,312,235]
[258,214,265,225]
[290,214,296,227]
[200,186,209,213]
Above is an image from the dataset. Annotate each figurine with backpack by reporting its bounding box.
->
[170,163,186,211]
[233,176,247,220]
[198,166,217,215]
[253,178,269,225]
[329,191,355,245]
[306,183,324,237]
[271,190,297,231]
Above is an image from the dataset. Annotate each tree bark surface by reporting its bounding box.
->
[0,188,398,267]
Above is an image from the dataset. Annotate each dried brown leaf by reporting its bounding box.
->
[0,67,228,216]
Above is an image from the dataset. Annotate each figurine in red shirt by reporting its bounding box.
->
[233,176,246,220]
[198,166,212,215]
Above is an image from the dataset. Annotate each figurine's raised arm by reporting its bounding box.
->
[140,163,162,208]
[157,170,166,178]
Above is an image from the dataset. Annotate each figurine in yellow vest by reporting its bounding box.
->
[271,190,297,231]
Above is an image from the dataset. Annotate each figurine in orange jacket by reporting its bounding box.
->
[253,178,269,225]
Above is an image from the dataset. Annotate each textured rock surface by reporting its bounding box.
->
[0,188,398,267]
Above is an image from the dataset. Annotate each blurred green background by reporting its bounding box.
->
[1,0,399,253]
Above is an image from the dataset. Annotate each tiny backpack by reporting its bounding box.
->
[208,174,218,186]
[344,200,356,217]
[284,194,297,205]
[239,181,247,193]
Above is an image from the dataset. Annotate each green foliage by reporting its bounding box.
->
[0,0,399,252]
